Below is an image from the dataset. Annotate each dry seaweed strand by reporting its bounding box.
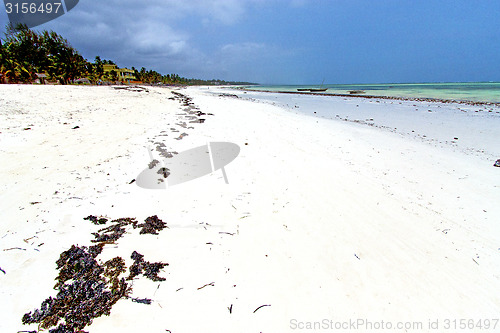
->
[253,304,271,313]
[197,282,215,290]
[90,217,137,244]
[131,297,152,305]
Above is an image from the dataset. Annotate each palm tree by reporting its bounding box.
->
[0,39,5,83]
[93,56,104,82]
[39,30,86,84]
[131,66,141,82]
[109,69,118,82]
[1,24,39,83]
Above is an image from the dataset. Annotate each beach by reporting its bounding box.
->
[1,84,499,332]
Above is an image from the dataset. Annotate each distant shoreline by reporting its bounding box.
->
[241,88,500,107]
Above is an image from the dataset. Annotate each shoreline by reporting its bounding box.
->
[241,88,500,107]
[1,84,499,332]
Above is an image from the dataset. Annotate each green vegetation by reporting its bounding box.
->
[0,24,255,85]
[0,24,86,84]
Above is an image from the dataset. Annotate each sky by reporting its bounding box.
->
[1,0,499,84]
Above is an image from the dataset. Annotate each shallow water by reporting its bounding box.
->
[246,82,500,104]
[209,86,500,160]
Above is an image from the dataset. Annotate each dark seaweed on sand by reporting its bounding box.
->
[22,216,169,332]
[128,251,168,282]
[131,297,152,305]
[148,159,160,169]
[22,245,130,333]
[91,223,126,244]
[83,215,108,225]
[137,215,167,235]
[157,167,171,179]
[90,215,167,243]
[88,243,104,258]
[90,217,137,244]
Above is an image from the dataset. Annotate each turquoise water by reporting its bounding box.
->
[245,82,500,104]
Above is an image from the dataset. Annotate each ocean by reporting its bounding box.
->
[244,82,500,104]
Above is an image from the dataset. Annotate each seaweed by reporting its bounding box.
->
[54,245,104,288]
[90,217,137,244]
[23,245,130,333]
[131,297,152,305]
[103,257,127,291]
[157,167,170,179]
[22,216,169,332]
[137,215,167,235]
[83,215,108,225]
[148,159,160,169]
[127,251,168,282]
[88,244,104,258]
[111,217,138,226]
[90,224,125,244]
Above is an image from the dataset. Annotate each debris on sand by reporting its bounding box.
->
[83,215,108,225]
[149,159,160,169]
[22,215,170,332]
[113,85,149,93]
[494,159,500,167]
[197,282,215,290]
[157,167,170,179]
[22,245,130,333]
[90,217,137,244]
[174,132,188,140]
[128,251,168,282]
[137,215,167,235]
[253,304,271,313]
[91,223,127,244]
[131,297,152,305]
[218,93,239,98]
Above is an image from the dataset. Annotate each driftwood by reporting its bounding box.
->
[253,304,271,313]
[197,282,215,290]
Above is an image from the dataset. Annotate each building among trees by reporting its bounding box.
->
[102,64,136,83]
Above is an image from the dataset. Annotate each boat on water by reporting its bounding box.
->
[297,79,327,92]
[348,90,366,94]
[297,87,328,92]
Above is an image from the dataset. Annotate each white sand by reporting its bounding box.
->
[1,84,499,332]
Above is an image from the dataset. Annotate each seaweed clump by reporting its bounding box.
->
[128,251,168,282]
[83,215,108,225]
[137,215,167,235]
[22,215,170,332]
[22,245,129,333]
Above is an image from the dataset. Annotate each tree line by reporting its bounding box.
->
[0,24,255,85]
